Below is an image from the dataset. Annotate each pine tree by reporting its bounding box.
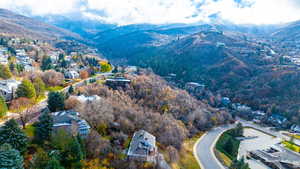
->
[48,92,65,112]
[0,64,13,79]
[224,138,234,156]
[68,85,74,94]
[41,56,53,71]
[34,111,53,144]
[0,143,24,169]
[62,137,84,168]
[46,157,64,169]
[33,77,46,97]
[0,119,28,153]
[16,79,36,99]
[0,96,8,117]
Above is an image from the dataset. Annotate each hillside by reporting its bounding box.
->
[99,27,300,124]
[0,9,83,41]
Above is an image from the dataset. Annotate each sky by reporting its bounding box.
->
[0,0,300,25]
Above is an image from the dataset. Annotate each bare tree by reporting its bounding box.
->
[42,70,64,86]
[10,97,38,129]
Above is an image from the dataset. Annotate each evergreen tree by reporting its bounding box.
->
[46,157,64,169]
[62,137,84,168]
[0,143,24,169]
[0,119,28,153]
[0,96,8,117]
[58,53,65,61]
[33,77,46,97]
[16,64,24,73]
[16,79,36,99]
[68,85,74,94]
[31,149,64,169]
[230,157,250,169]
[224,138,234,156]
[34,111,53,144]
[41,56,53,71]
[0,64,13,79]
[48,92,65,112]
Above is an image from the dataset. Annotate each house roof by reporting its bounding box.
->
[0,79,21,93]
[128,130,156,157]
[52,110,91,131]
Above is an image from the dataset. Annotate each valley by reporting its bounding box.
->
[0,4,300,169]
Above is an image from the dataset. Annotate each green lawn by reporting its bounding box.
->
[282,141,300,153]
[216,129,240,160]
[46,86,64,92]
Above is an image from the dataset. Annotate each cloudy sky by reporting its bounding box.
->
[0,0,300,25]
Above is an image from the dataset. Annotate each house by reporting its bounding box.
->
[65,70,80,79]
[127,130,157,162]
[16,49,26,57]
[106,77,131,89]
[52,110,91,137]
[232,103,252,112]
[0,56,8,65]
[268,114,288,127]
[125,66,138,74]
[0,80,21,101]
[290,124,300,133]
[185,82,205,93]
[72,95,101,104]
[221,97,231,106]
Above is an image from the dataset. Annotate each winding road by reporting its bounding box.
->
[194,119,283,169]
[194,124,234,169]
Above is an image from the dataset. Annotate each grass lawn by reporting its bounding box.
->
[46,86,64,92]
[216,129,240,160]
[162,133,203,169]
[34,95,46,103]
[287,133,300,140]
[215,150,232,167]
[282,141,300,153]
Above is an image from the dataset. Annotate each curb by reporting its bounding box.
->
[193,132,207,169]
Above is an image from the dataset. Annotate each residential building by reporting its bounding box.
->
[290,124,300,133]
[221,97,231,106]
[52,110,91,137]
[0,79,21,101]
[106,77,131,89]
[127,130,158,162]
[268,114,288,127]
[125,66,138,74]
[185,82,205,93]
[65,70,80,79]
[72,95,101,104]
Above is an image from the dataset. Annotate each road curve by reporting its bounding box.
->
[194,119,284,169]
[194,124,235,169]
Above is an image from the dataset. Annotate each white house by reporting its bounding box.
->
[72,95,101,104]
[0,79,21,101]
[65,70,80,79]
[127,130,157,162]
[291,124,300,133]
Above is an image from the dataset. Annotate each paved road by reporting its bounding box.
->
[194,124,235,169]
[194,120,284,169]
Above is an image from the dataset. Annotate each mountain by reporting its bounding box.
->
[35,15,116,39]
[0,9,83,41]
[98,26,300,121]
[272,20,300,41]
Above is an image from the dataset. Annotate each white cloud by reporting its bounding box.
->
[0,0,300,25]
